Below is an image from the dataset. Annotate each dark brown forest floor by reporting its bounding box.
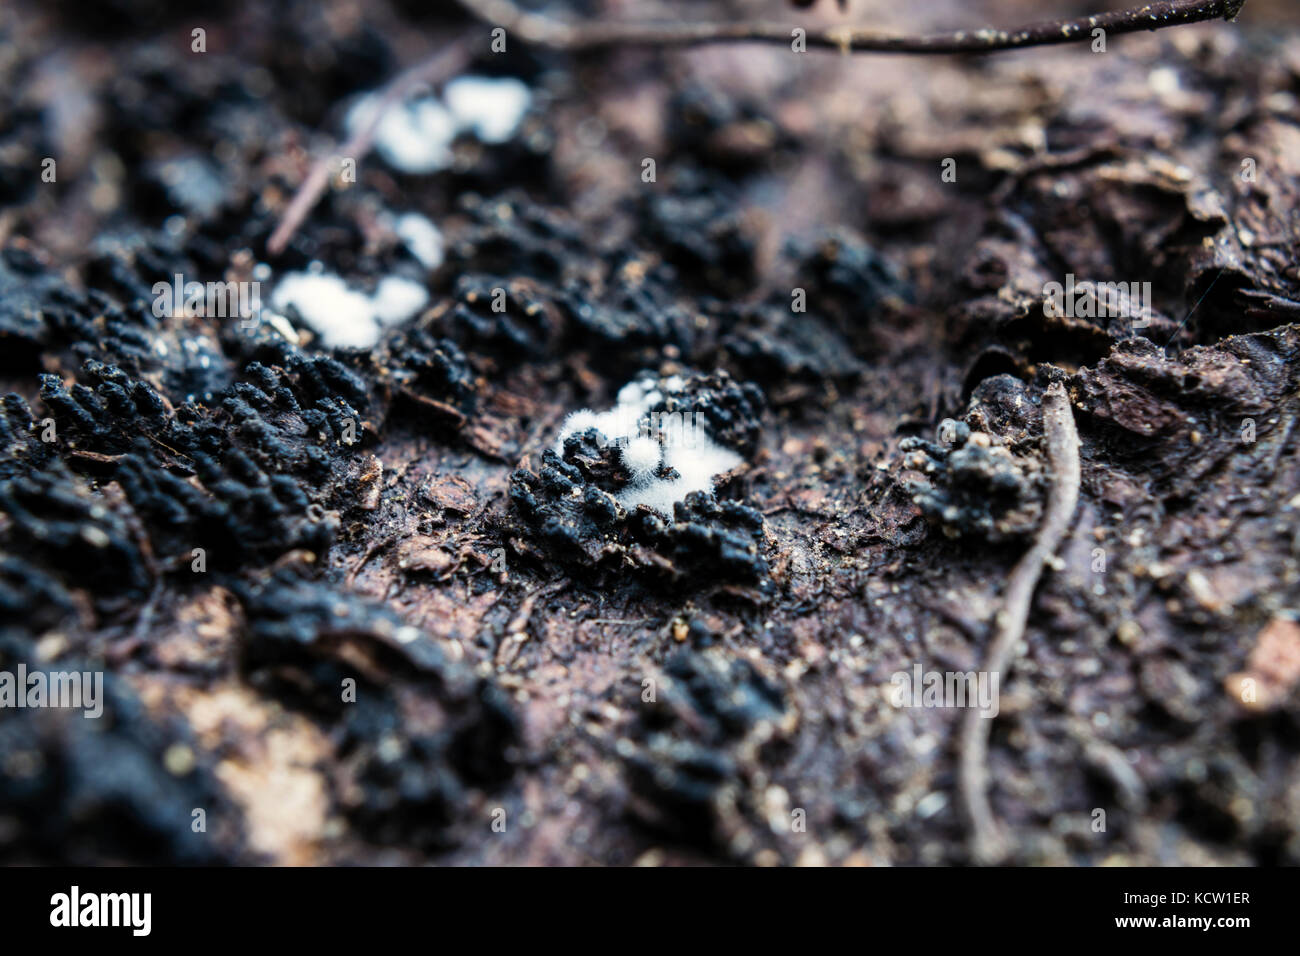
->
[1,0,1299,865]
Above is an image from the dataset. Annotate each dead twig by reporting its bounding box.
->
[958,382,1081,865]
[455,0,1246,55]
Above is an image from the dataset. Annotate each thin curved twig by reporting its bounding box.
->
[455,0,1246,55]
[958,382,1082,865]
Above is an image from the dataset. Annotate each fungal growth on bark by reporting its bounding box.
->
[509,370,769,587]
[3,0,1298,889]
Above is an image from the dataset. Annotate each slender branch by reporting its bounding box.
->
[958,382,1082,865]
[455,0,1247,55]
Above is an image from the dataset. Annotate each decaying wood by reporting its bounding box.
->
[3,0,1299,868]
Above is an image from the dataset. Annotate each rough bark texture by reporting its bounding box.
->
[1,0,1299,865]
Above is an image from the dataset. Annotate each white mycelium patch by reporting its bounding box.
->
[347,75,532,174]
[620,436,662,482]
[347,96,457,174]
[442,76,532,144]
[394,212,445,269]
[270,268,428,349]
[555,377,742,518]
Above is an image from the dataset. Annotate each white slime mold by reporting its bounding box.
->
[555,377,742,517]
